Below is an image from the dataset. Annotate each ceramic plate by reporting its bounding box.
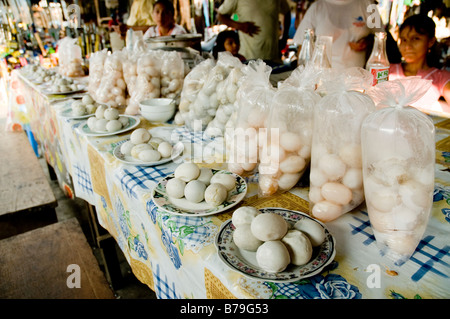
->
[59,107,95,120]
[42,86,86,95]
[215,207,336,283]
[79,115,140,137]
[113,139,183,166]
[152,169,247,217]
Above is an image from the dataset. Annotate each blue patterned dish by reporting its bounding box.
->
[215,207,336,283]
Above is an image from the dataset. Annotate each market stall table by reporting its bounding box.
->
[10,73,450,299]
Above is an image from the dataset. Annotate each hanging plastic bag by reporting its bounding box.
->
[225,59,275,175]
[88,49,108,101]
[160,50,185,101]
[362,77,435,265]
[258,66,320,197]
[96,50,128,107]
[309,67,375,222]
[174,58,216,128]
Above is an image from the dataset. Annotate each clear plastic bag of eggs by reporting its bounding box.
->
[88,49,108,100]
[225,60,275,176]
[175,58,216,128]
[309,67,375,223]
[205,59,245,138]
[362,78,435,265]
[96,50,128,108]
[258,66,321,197]
[57,37,84,77]
[160,51,184,100]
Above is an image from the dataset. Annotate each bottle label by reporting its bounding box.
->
[369,67,389,86]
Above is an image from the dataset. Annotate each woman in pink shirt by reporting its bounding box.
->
[389,15,450,113]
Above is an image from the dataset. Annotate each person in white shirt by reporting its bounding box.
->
[217,0,290,63]
[143,0,187,39]
[293,0,383,69]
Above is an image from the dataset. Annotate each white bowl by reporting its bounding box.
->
[140,98,176,123]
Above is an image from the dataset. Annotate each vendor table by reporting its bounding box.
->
[10,69,450,299]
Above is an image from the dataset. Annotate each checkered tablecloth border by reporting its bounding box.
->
[349,210,450,283]
[153,263,180,299]
[73,164,93,194]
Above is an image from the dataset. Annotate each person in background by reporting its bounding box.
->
[216,0,290,64]
[389,14,450,111]
[112,0,155,39]
[293,0,384,69]
[212,30,246,62]
[143,0,187,39]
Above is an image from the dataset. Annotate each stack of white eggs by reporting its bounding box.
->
[160,51,184,100]
[71,95,97,117]
[29,66,55,84]
[120,128,173,163]
[204,66,244,138]
[87,105,129,133]
[232,207,326,273]
[88,49,108,101]
[309,143,366,223]
[59,57,84,77]
[165,163,236,207]
[48,74,82,93]
[95,51,127,107]
[175,59,216,128]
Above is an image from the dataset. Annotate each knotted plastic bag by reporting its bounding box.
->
[225,59,275,175]
[309,67,375,222]
[258,66,320,197]
[362,77,435,265]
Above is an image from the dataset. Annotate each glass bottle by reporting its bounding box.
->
[297,29,314,67]
[309,35,332,69]
[366,31,390,86]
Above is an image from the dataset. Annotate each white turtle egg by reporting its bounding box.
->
[309,186,324,203]
[318,154,347,181]
[311,201,343,222]
[184,180,206,203]
[210,173,236,191]
[120,141,134,156]
[72,104,86,116]
[115,95,127,106]
[104,108,120,120]
[310,168,328,187]
[119,116,129,127]
[280,156,306,174]
[241,162,257,172]
[247,109,266,128]
[106,119,123,132]
[228,163,244,175]
[339,144,362,168]
[398,180,431,211]
[342,168,363,190]
[369,188,400,212]
[157,142,173,158]
[116,78,126,90]
[204,183,228,206]
[138,149,161,162]
[148,137,165,148]
[165,178,186,199]
[197,168,213,186]
[86,104,96,114]
[256,241,290,273]
[277,173,301,190]
[298,145,311,159]
[294,218,326,247]
[280,132,302,152]
[367,207,395,232]
[87,117,98,131]
[321,182,353,206]
[281,230,313,266]
[251,213,288,241]
[233,224,263,252]
[82,95,94,105]
[95,105,108,119]
[258,174,278,196]
[386,232,419,256]
[232,206,261,228]
[131,143,153,159]
[130,128,151,144]
[94,118,109,131]
[174,163,200,182]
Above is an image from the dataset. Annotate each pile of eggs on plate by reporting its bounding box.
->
[71,95,98,116]
[166,163,236,207]
[87,105,129,133]
[47,73,82,93]
[120,128,173,163]
[232,207,326,273]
